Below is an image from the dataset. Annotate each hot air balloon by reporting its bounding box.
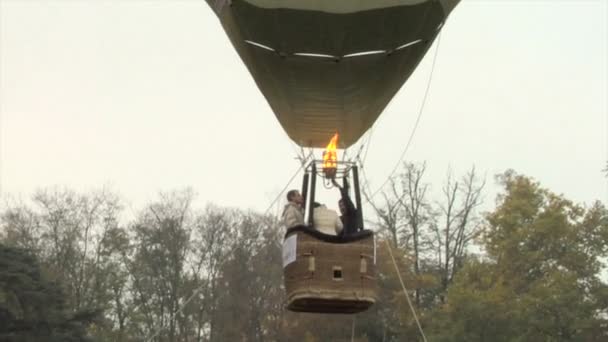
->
[205,0,460,314]
[205,0,459,148]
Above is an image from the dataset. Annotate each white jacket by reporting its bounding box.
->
[313,205,343,236]
[282,202,304,229]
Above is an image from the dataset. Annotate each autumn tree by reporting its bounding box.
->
[430,171,608,341]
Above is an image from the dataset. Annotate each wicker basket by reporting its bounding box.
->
[282,226,377,314]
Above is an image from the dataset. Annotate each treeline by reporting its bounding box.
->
[0,164,607,341]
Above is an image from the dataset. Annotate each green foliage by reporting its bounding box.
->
[0,244,100,341]
[1,170,605,341]
[430,171,608,341]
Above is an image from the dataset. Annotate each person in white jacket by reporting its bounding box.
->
[282,189,304,229]
[312,202,343,236]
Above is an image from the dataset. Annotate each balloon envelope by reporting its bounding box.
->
[206,0,460,148]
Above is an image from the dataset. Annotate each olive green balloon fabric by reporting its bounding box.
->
[206,0,459,148]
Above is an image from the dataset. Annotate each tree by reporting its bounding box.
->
[372,163,485,309]
[128,189,196,342]
[1,188,125,312]
[431,171,608,341]
[374,163,434,307]
[0,244,100,341]
[432,166,485,292]
[188,205,235,342]
[355,239,426,342]
[1,188,129,340]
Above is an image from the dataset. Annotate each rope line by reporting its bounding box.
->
[357,159,381,213]
[385,239,428,342]
[145,159,307,342]
[368,33,443,199]
[356,158,427,341]
[263,161,308,215]
[361,126,375,166]
[145,13,444,342]
[350,315,357,342]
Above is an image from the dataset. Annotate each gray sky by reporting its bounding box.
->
[0,0,606,217]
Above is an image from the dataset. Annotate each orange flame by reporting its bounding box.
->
[323,133,339,170]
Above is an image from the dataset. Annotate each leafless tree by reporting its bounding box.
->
[433,166,485,291]
[129,189,195,342]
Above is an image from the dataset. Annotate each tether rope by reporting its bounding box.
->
[385,239,428,342]
[368,33,443,200]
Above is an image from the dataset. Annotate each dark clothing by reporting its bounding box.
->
[338,181,359,237]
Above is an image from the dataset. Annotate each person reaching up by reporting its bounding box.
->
[335,179,359,236]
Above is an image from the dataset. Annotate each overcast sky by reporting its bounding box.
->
[0,0,606,218]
